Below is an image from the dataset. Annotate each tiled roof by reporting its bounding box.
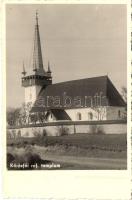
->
[46,109,71,120]
[31,75,126,112]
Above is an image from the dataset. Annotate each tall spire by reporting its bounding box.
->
[22,11,52,99]
[33,11,45,75]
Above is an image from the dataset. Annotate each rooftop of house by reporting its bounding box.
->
[31,75,126,112]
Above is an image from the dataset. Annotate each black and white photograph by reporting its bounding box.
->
[6,4,127,170]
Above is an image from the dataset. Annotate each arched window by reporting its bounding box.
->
[88,112,93,120]
[118,110,121,118]
[77,112,81,120]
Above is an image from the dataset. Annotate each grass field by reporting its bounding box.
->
[7,133,127,151]
[7,133,127,169]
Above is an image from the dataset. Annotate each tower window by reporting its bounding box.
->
[88,112,93,120]
[77,112,81,120]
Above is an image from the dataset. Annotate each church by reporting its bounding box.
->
[21,13,126,124]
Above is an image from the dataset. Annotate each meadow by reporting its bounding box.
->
[7,133,127,170]
[7,133,127,152]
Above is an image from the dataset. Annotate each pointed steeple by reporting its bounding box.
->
[22,12,52,95]
[33,11,45,75]
[22,62,26,76]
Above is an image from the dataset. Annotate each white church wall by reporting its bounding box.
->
[106,106,126,120]
[65,107,126,121]
[25,85,42,105]
[65,107,107,121]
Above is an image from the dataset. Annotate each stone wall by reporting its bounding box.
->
[7,120,127,138]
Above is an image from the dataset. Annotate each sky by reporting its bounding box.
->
[6,4,127,108]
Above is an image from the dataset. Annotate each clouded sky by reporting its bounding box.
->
[6,4,127,108]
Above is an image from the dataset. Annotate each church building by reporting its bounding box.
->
[21,13,126,123]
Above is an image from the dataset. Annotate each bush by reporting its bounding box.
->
[42,129,47,137]
[89,125,105,134]
[7,153,15,165]
[97,126,105,134]
[10,152,42,167]
[7,130,11,139]
[24,152,42,165]
[57,126,69,136]
[89,125,97,134]
[33,130,41,138]
[17,130,21,138]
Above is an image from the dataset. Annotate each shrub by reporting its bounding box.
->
[17,130,21,138]
[12,130,16,139]
[23,152,42,165]
[42,129,47,137]
[7,153,15,165]
[23,141,28,145]
[33,130,41,138]
[57,126,69,136]
[31,142,35,146]
[89,125,105,134]
[7,130,11,139]
[24,144,34,152]
[89,125,97,134]
[97,126,105,134]
[11,152,42,168]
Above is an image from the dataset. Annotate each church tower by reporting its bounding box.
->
[21,12,52,107]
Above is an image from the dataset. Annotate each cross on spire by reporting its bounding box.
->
[36,10,38,25]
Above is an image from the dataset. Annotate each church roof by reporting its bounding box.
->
[46,109,71,120]
[31,75,126,112]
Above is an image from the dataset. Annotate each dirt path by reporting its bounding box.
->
[40,154,127,169]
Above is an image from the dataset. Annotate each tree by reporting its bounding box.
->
[37,112,46,123]
[6,107,21,126]
[92,106,106,120]
[19,102,32,125]
[121,86,127,103]
[6,102,32,127]
[30,113,38,124]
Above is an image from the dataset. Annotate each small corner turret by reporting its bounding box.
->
[47,61,52,80]
[22,62,26,76]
